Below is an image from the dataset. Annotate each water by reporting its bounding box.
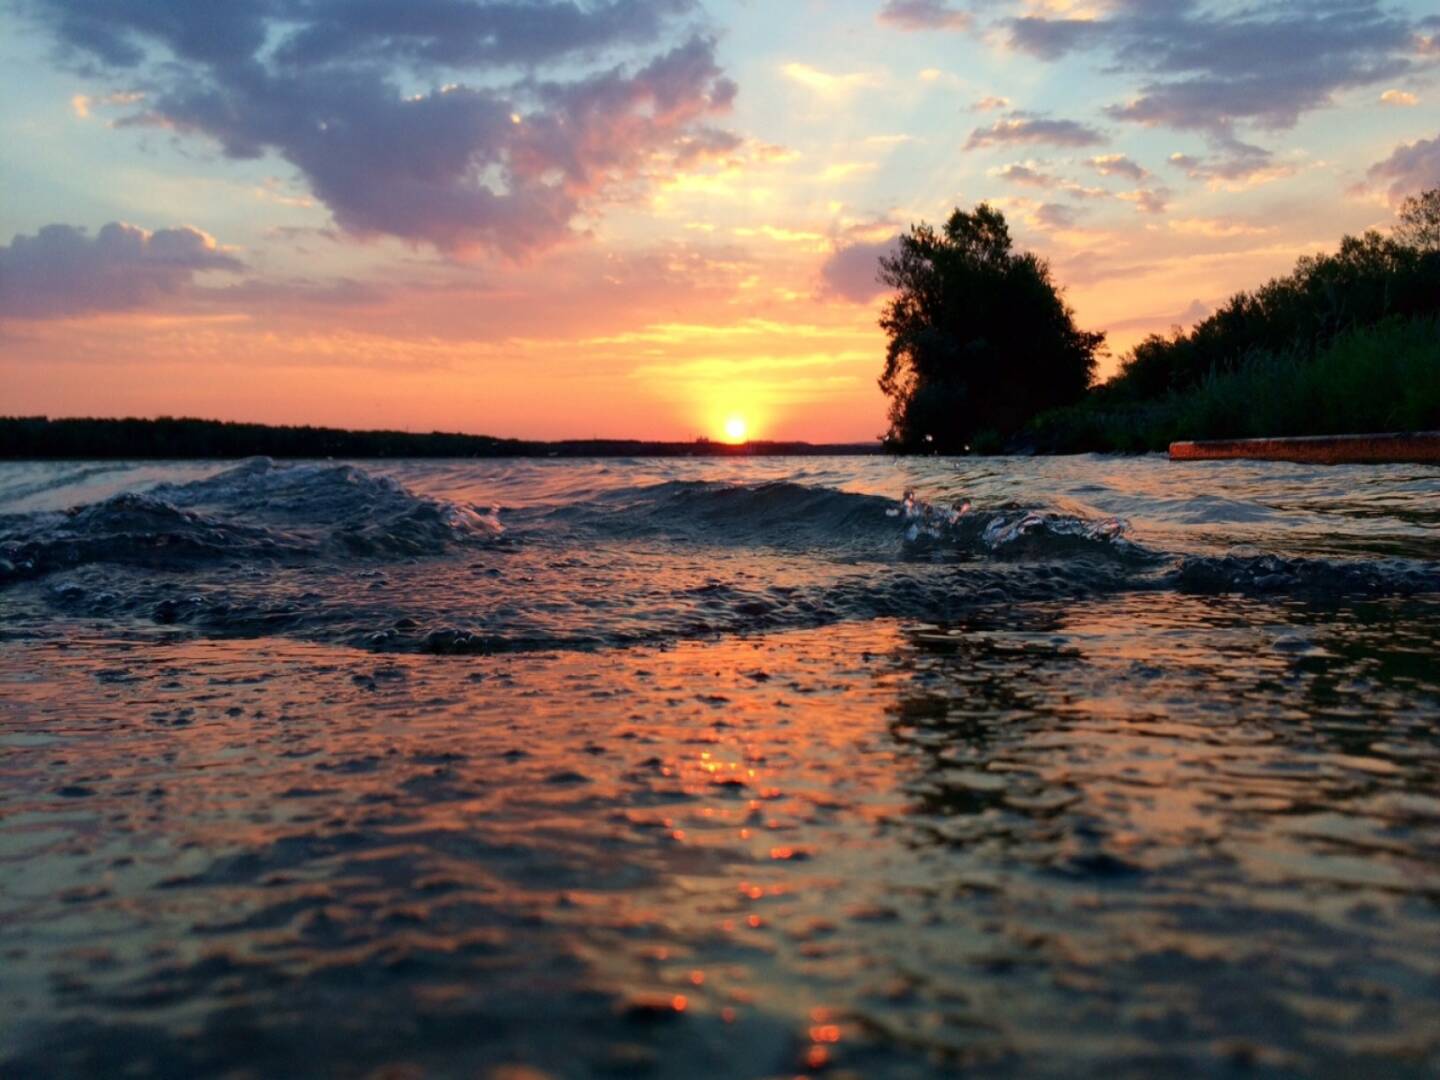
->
[1,456,1437,1077]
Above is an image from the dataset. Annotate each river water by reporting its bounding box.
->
[1,456,1437,1077]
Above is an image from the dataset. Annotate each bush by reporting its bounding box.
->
[1025,317,1440,451]
[1174,316,1440,440]
[1108,202,1440,400]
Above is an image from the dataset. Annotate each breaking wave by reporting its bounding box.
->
[0,458,501,584]
[1,459,1435,652]
[525,478,1144,563]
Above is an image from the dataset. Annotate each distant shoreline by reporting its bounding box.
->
[0,417,884,460]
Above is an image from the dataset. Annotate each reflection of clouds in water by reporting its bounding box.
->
[3,591,1439,1076]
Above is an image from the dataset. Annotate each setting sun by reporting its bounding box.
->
[723,416,749,443]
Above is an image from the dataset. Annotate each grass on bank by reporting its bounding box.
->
[1025,316,1440,453]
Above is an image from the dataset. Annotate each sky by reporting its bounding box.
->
[2,0,1437,442]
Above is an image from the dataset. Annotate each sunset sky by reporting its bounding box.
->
[3,0,1437,442]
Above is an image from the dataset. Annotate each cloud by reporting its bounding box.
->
[1364,133,1440,204]
[965,113,1105,149]
[818,161,877,182]
[1032,203,1079,230]
[35,0,699,70]
[1167,143,1295,190]
[819,237,899,303]
[23,0,734,257]
[992,162,1058,187]
[1379,89,1418,106]
[1006,1,1424,136]
[1118,188,1171,215]
[1417,17,1440,55]
[201,277,387,312]
[733,224,826,246]
[1007,16,1100,61]
[69,89,144,119]
[878,1,971,31]
[1088,154,1148,181]
[1173,299,1213,327]
[1106,298,1213,334]
[1167,217,1272,238]
[0,222,243,319]
[1057,250,1162,287]
[782,62,881,97]
[270,0,699,67]
[918,68,965,88]
[992,163,1117,203]
[972,95,1011,111]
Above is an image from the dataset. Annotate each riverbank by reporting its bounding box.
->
[0,416,882,460]
[1025,316,1440,454]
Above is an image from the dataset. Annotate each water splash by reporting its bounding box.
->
[0,460,1435,654]
[0,458,502,583]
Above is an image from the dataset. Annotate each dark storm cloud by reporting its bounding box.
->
[819,237,899,303]
[1365,132,1440,203]
[22,0,733,256]
[1005,0,1424,134]
[877,1,971,31]
[966,113,1105,150]
[0,222,243,319]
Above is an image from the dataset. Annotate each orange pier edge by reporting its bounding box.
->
[1169,431,1440,464]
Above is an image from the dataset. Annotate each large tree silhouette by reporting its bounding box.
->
[877,204,1102,451]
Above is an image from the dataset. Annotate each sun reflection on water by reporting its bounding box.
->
[1,591,1439,1076]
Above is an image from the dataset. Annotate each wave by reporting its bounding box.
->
[0,462,138,508]
[530,478,899,545]
[2,461,1435,653]
[0,458,501,584]
[527,478,1145,565]
[1174,551,1440,597]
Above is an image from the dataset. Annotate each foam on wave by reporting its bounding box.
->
[0,458,501,584]
[2,461,1435,653]
[531,478,1143,563]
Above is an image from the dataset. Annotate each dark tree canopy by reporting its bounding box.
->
[1110,188,1440,400]
[1396,188,1440,254]
[876,204,1102,451]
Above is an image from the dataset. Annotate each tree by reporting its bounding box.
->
[1109,194,1440,400]
[1395,188,1440,253]
[876,204,1102,451]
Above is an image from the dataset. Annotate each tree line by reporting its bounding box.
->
[0,416,881,459]
[876,189,1440,452]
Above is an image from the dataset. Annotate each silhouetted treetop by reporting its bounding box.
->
[877,204,1102,452]
[1396,188,1440,253]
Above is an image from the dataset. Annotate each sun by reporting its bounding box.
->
[722,415,749,443]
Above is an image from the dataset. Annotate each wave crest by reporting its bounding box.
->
[0,458,501,583]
